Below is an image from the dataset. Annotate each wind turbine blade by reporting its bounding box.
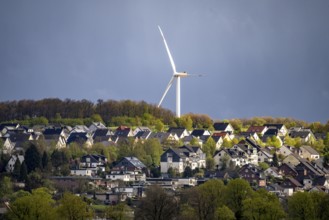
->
[158,26,177,74]
[187,74,206,77]
[158,76,175,107]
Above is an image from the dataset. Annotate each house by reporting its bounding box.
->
[246,126,268,136]
[213,148,245,169]
[257,148,273,163]
[92,128,113,142]
[278,163,298,177]
[70,125,89,133]
[133,127,151,136]
[5,155,24,173]
[0,137,15,154]
[289,130,315,143]
[280,177,303,195]
[182,135,203,146]
[70,169,92,176]
[67,132,93,147]
[266,183,285,196]
[264,124,288,136]
[134,130,152,141]
[88,122,106,133]
[236,132,260,141]
[107,157,146,182]
[211,136,224,150]
[80,154,107,172]
[115,126,134,137]
[238,164,266,187]
[167,127,190,139]
[213,122,234,134]
[264,167,282,178]
[160,146,206,173]
[298,145,320,161]
[0,123,20,136]
[232,143,258,165]
[282,154,302,167]
[149,132,179,145]
[276,145,294,157]
[42,127,67,149]
[9,133,34,152]
[190,129,211,138]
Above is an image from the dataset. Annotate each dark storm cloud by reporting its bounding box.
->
[0,0,328,122]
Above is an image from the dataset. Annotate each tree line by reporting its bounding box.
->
[0,98,175,126]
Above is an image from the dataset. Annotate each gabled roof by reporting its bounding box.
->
[135,130,152,139]
[81,154,107,163]
[264,124,285,129]
[67,132,89,144]
[213,122,231,131]
[264,128,278,136]
[93,128,112,138]
[114,157,146,169]
[9,133,32,142]
[191,129,206,137]
[282,177,302,187]
[289,131,312,138]
[115,129,131,137]
[300,145,319,156]
[247,126,267,133]
[167,127,187,137]
[43,127,63,135]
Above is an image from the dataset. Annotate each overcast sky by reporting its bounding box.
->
[0,0,328,123]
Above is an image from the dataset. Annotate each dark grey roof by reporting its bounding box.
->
[191,129,206,137]
[213,122,230,131]
[93,128,111,138]
[167,127,186,137]
[9,133,31,142]
[67,132,88,144]
[43,127,63,135]
[289,131,312,139]
[115,157,146,169]
[81,154,106,163]
[264,128,278,136]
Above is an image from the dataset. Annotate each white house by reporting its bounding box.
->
[6,155,24,173]
[160,146,206,173]
[70,169,92,176]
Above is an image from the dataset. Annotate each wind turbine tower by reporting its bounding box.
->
[157,26,197,118]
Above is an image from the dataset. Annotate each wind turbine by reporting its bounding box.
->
[157,26,201,118]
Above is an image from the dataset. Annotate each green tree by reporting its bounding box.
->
[202,137,216,157]
[167,167,178,178]
[19,161,28,182]
[135,185,178,220]
[155,119,165,132]
[215,205,236,220]
[57,192,93,220]
[0,176,13,200]
[183,166,193,178]
[272,153,279,167]
[206,156,215,170]
[90,114,104,123]
[5,188,57,220]
[42,151,49,170]
[288,192,315,220]
[105,203,128,220]
[24,144,41,173]
[225,179,254,220]
[12,158,21,180]
[242,189,285,220]
[188,179,226,220]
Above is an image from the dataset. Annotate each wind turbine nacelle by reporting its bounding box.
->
[174,72,188,77]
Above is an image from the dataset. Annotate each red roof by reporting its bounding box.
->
[247,126,266,133]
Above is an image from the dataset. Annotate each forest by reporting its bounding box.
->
[1,98,328,132]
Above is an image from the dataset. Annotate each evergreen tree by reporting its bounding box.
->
[183,166,193,178]
[272,153,279,167]
[25,144,41,173]
[13,157,21,180]
[19,161,28,182]
[42,151,49,170]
